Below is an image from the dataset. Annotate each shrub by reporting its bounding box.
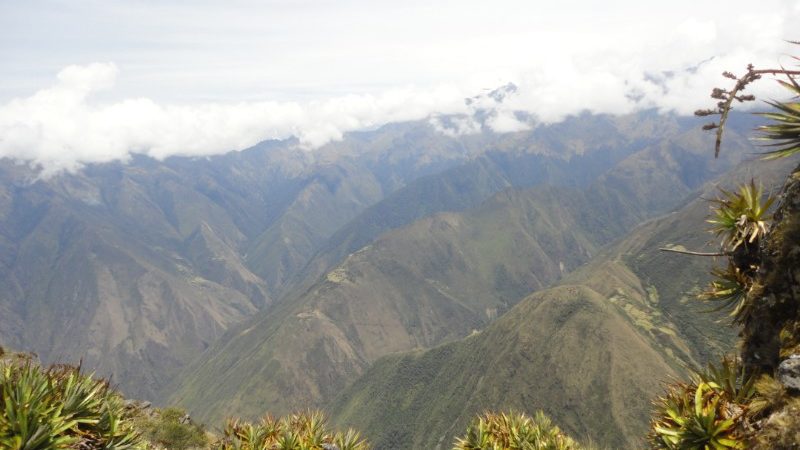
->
[135,407,208,450]
[0,356,144,449]
[707,180,774,253]
[649,358,753,450]
[213,410,368,450]
[453,410,581,450]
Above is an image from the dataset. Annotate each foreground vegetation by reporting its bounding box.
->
[216,412,367,450]
[0,350,374,450]
[649,51,800,449]
[1,347,594,449]
[454,411,583,450]
[0,349,143,449]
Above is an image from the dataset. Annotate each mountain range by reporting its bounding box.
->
[328,157,797,449]
[0,108,786,448]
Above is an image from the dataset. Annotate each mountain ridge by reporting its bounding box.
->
[327,154,799,449]
[169,122,756,423]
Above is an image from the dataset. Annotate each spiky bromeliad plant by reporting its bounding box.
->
[757,74,800,160]
[699,263,752,324]
[696,181,775,325]
[651,45,800,449]
[214,410,368,450]
[707,180,775,253]
[649,358,754,450]
[453,410,581,450]
[0,355,144,450]
[651,381,743,450]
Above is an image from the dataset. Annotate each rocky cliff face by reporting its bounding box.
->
[744,166,800,370]
[745,165,800,447]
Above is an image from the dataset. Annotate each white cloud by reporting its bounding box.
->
[56,63,119,93]
[486,111,530,133]
[0,64,467,175]
[0,1,798,175]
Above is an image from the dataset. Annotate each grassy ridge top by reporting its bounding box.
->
[328,156,800,449]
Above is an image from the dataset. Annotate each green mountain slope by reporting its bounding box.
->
[0,121,488,399]
[0,162,271,400]
[0,110,761,409]
[280,112,690,298]
[169,124,754,423]
[243,161,384,293]
[170,186,601,422]
[328,156,799,449]
[333,284,677,449]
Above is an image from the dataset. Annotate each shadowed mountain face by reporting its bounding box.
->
[328,156,799,450]
[169,121,758,424]
[251,112,689,298]
[0,161,271,399]
[0,107,769,443]
[0,112,698,400]
[0,122,475,399]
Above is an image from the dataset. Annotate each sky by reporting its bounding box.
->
[1,0,799,174]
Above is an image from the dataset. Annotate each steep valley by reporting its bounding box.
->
[0,110,777,449]
[169,120,757,424]
[0,111,700,400]
[328,155,799,449]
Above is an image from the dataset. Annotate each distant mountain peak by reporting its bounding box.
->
[432,82,533,136]
[465,82,519,106]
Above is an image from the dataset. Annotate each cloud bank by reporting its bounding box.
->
[0,2,798,175]
[0,63,466,175]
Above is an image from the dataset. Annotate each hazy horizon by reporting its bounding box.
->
[1,0,798,173]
